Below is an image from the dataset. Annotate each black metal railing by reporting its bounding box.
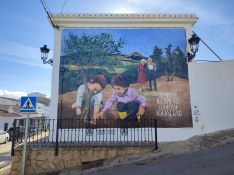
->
[11,118,158,156]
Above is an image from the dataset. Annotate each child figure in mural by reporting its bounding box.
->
[72,74,107,124]
[137,59,147,91]
[99,75,146,122]
[146,57,157,91]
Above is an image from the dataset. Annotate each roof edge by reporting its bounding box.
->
[49,13,198,28]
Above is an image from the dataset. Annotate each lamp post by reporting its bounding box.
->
[187,34,200,62]
[186,31,222,62]
[40,45,53,65]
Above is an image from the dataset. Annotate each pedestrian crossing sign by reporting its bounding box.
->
[20,96,37,113]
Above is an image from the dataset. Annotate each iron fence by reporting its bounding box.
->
[11,118,157,156]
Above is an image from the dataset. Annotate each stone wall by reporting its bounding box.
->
[11,147,153,175]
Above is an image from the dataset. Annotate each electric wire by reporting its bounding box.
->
[40,0,59,29]
[60,0,68,14]
[57,0,68,25]
[192,31,222,61]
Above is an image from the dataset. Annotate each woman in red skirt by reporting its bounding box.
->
[137,59,147,91]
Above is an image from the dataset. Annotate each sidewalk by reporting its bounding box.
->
[0,142,12,175]
[0,153,11,175]
[0,163,11,175]
[59,128,234,175]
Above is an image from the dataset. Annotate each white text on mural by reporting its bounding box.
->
[156,92,182,117]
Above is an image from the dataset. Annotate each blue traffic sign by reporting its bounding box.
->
[20,96,37,113]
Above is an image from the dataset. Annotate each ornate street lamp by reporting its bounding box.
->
[40,45,53,65]
[187,34,200,62]
[186,31,222,62]
[188,34,200,54]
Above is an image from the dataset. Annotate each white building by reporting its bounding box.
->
[0,105,22,131]
[36,97,50,119]
[0,93,51,131]
[0,97,21,131]
[0,97,19,106]
[28,92,47,98]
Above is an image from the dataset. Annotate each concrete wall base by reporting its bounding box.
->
[11,147,153,175]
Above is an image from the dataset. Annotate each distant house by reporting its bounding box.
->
[27,92,50,118]
[36,97,51,120]
[0,93,51,131]
[0,97,19,106]
[0,97,22,131]
[28,92,47,98]
[0,104,23,131]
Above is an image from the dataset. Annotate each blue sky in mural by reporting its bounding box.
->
[0,0,234,98]
[62,28,186,57]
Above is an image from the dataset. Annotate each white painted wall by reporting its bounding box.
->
[157,61,234,141]
[189,61,234,133]
[0,117,14,131]
[36,102,50,119]
[50,29,61,121]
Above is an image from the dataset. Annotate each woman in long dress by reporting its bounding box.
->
[137,59,147,91]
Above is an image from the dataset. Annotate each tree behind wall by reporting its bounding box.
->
[62,32,124,84]
[151,44,187,82]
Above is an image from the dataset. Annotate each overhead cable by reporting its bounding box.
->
[40,0,59,29]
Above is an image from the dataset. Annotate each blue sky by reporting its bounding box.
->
[62,28,186,56]
[0,0,233,98]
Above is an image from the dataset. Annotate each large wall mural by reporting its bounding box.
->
[58,28,192,128]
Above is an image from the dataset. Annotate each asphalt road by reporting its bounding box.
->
[0,152,11,169]
[93,143,234,175]
[0,142,11,155]
[0,141,12,172]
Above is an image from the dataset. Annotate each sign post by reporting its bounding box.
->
[20,96,37,175]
